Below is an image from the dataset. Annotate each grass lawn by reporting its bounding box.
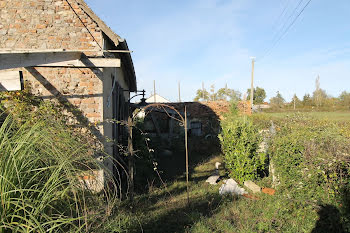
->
[263,111,350,122]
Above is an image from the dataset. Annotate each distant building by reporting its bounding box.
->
[146,94,170,103]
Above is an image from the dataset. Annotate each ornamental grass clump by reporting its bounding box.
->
[0,113,115,232]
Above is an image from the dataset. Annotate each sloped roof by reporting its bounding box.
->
[75,0,124,47]
[75,0,137,91]
[146,94,170,103]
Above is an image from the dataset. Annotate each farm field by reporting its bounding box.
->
[264,111,350,122]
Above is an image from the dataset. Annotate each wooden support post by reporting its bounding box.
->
[37,58,121,68]
[0,52,121,70]
[184,106,189,206]
[0,51,81,70]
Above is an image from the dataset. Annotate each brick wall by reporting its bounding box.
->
[0,0,107,133]
[0,0,103,50]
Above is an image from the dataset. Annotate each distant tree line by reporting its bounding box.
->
[193,78,350,110]
[269,76,350,110]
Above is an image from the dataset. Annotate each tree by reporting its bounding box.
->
[339,91,350,106]
[193,89,209,101]
[246,87,266,104]
[194,85,241,102]
[302,93,312,106]
[312,76,328,107]
[216,87,241,102]
[209,84,217,101]
[270,91,285,108]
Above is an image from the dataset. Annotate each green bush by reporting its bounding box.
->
[219,117,266,183]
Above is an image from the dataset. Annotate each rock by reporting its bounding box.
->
[206,175,220,185]
[205,162,222,185]
[219,179,247,195]
[243,180,261,193]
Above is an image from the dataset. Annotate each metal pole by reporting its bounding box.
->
[127,116,134,201]
[202,82,204,101]
[184,106,189,206]
[250,57,255,110]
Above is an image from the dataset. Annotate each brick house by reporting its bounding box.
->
[0,0,137,182]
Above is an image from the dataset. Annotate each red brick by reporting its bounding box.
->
[36,24,47,29]
[86,113,101,118]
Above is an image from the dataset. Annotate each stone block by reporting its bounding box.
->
[243,180,261,193]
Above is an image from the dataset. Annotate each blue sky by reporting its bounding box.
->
[85,0,350,102]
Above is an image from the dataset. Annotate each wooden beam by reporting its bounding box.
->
[0,51,81,70]
[36,58,121,68]
[0,49,132,54]
[0,70,22,91]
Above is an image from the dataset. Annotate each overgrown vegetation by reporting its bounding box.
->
[105,109,350,232]
[266,114,350,232]
[0,92,117,232]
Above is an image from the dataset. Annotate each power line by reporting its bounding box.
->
[270,0,305,45]
[258,0,313,62]
[270,0,292,32]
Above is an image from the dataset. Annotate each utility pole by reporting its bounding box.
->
[178,81,181,102]
[250,57,255,110]
[202,82,204,101]
[153,80,156,102]
[293,96,296,110]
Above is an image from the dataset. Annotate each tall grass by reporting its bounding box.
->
[0,113,115,232]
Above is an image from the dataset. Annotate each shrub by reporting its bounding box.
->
[219,117,266,183]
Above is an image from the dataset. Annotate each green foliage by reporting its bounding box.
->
[194,85,241,102]
[247,86,266,104]
[216,87,241,102]
[0,113,116,232]
[268,114,350,231]
[0,91,116,232]
[133,118,157,193]
[269,91,285,108]
[219,117,266,183]
[302,93,312,106]
[193,89,210,101]
[339,91,350,106]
